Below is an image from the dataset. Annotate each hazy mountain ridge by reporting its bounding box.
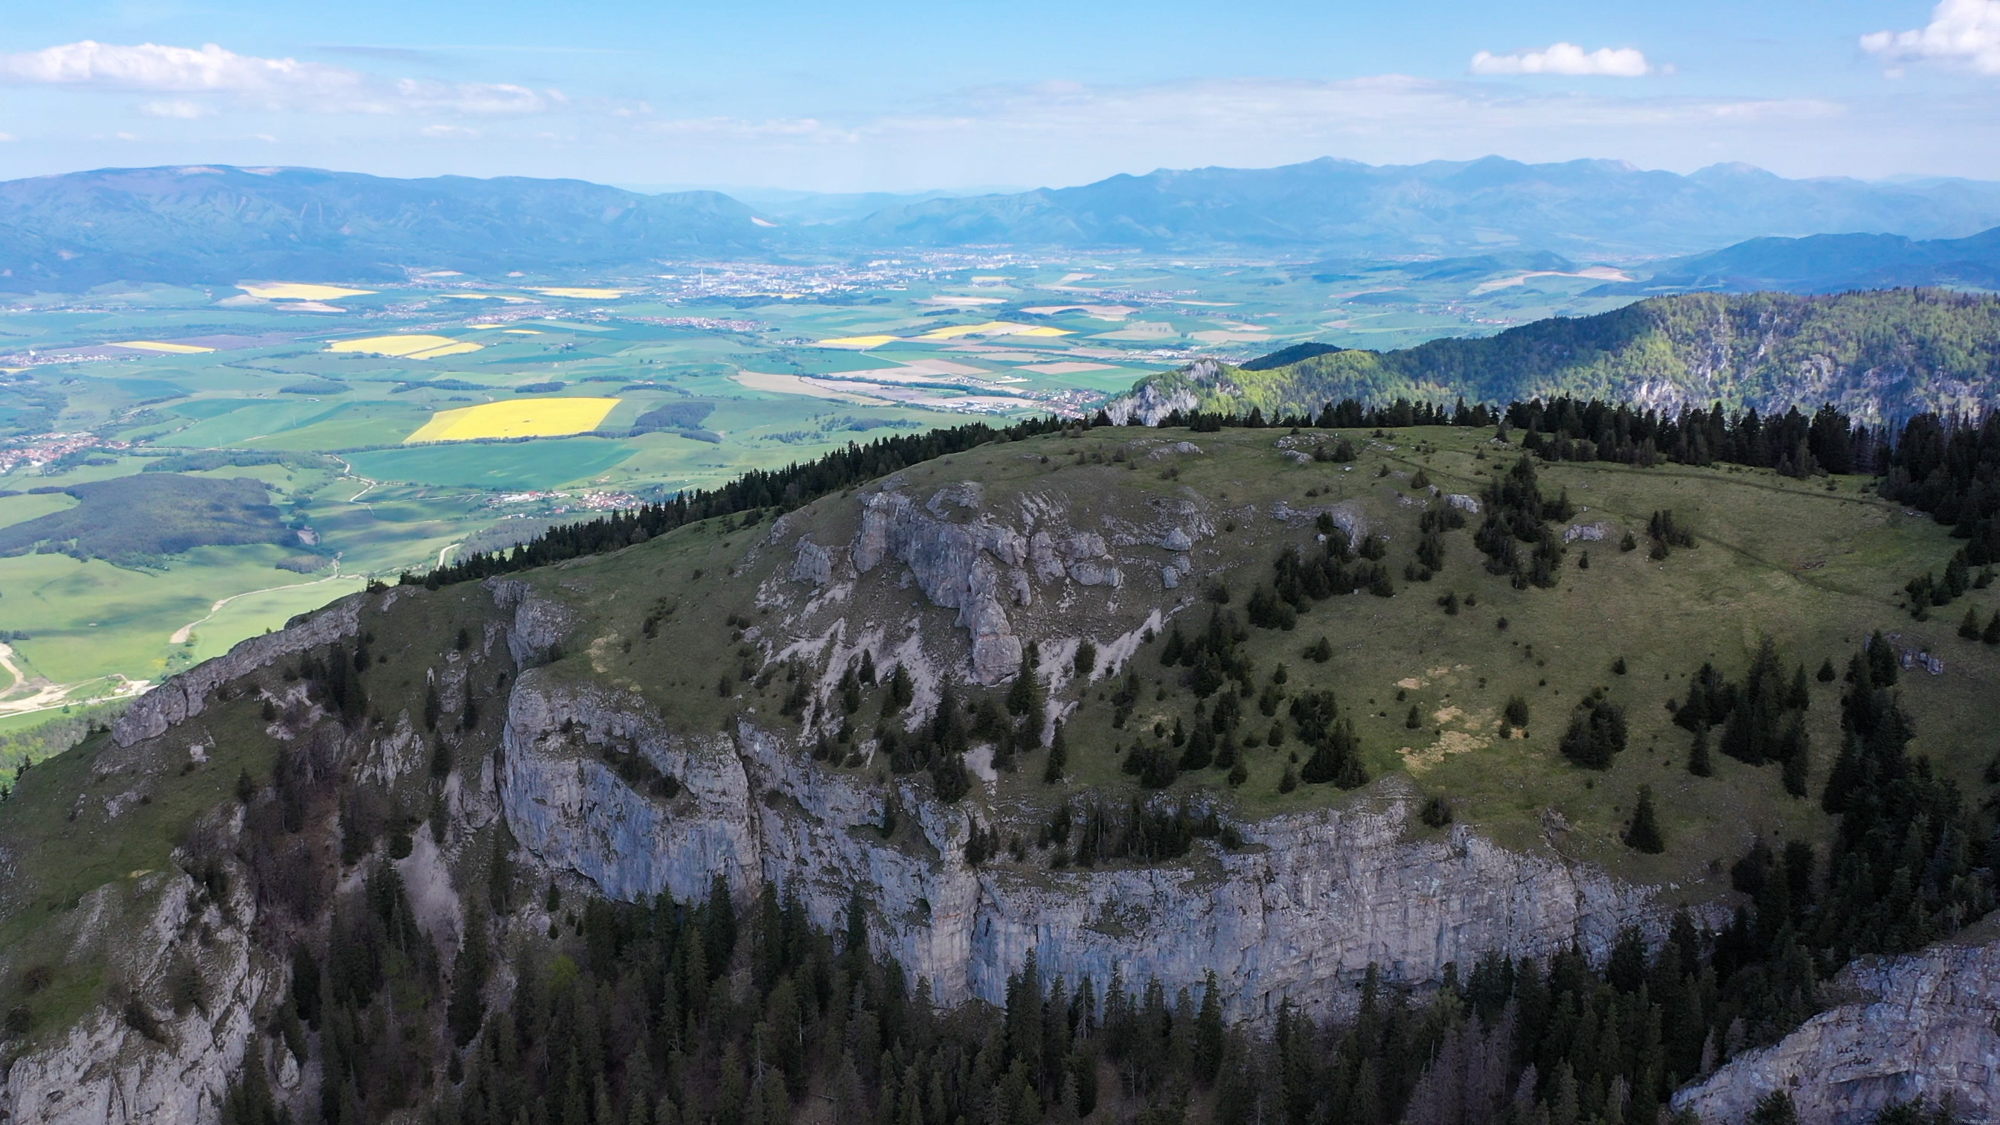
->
[7,159,2000,290]
[1624,226,2000,294]
[848,157,2000,257]
[0,165,779,290]
[1118,289,2000,423]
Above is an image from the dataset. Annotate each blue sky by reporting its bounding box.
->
[0,0,1996,190]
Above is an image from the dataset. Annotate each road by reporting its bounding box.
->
[168,558,347,645]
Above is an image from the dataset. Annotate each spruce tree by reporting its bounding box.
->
[1986,611,2000,645]
[1623,785,1665,854]
[1042,723,1068,785]
[1687,727,1712,777]
[1750,1091,1798,1125]
[1179,724,1214,772]
[1961,605,1982,640]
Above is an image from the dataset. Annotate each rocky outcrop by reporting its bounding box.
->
[112,598,360,747]
[500,669,1671,1025]
[847,487,1119,684]
[489,577,576,666]
[790,538,835,586]
[1106,378,1203,427]
[1672,938,2000,1123]
[0,865,279,1125]
[1562,521,1616,543]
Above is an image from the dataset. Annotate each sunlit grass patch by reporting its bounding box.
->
[238,282,375,300]
[108,340,213,354]
[404,397,621,443]
[328,334,485,360]
[917,321,1071,340]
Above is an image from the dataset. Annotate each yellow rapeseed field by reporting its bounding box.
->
[817,334,900,348]
[916,321,1071,340]
[110,340,214,354]
[328,335,486,360]
[404,398,621,443]
[239,283,375,300]
[534,287,627,299]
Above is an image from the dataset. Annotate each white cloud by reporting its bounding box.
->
[139,99,213,119]
[0,40,565,115]
[0,41,361,97]
[1470,43,1652,77]
[610,74,1862,192]
[640,116,847,140]
[394,79,556,115]
[1862,0,2000,75]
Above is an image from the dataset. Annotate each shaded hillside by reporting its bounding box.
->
[1626,226,2000,294]
[1117,289,2000,422]
[849,157,2000,257]
[0,165,780,290]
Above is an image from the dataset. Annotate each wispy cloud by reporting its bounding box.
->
[139,99,214,119]
[1862,0,2000,75]
[1470,43,1652,77]
[609,75,1858,191]
[639,116,849,140]
[0,40,566,115]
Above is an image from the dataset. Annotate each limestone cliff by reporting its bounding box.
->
[0,859,280,1125]
[1673,937,2000,1123]
[499,666,1669,1023]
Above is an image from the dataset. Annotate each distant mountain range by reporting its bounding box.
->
[844,157,2000,257]
[1116,289,2000,424]
[5,158,2000,291]
[1619,227,2000,294]
[0,165,777,291]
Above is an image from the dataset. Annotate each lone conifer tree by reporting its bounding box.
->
[1623,785,1665,853]
[1042,723,1068,784]
[1687,727,1713,777]
[1961,605,1983,640]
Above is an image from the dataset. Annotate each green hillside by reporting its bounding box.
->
[1,411,1996,1125]
[1122,289,2000,423]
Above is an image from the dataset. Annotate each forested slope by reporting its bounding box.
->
[1121,290,2000,423]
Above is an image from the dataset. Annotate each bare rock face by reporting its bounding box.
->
[790,538,835,586]
[849,488,1118,684]
[1107,383,1200,427]
[0,866,278,1125]
[113,598,361,747]
[490,577,577,666]
[500,670,1673,1025]
[1673,939,2000,1123]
